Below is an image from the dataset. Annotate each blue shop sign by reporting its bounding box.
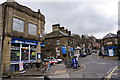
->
[62,46,67,54]
[104,46,117,49]
[12,38,38,45]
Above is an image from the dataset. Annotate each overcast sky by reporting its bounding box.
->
[0,0,119,39]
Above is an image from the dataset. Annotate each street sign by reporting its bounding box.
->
[37,53,41,59]
[108,49,114,56]
[62,46,67,54]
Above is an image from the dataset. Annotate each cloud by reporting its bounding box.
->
[0,0,118,39]
[29,2,117,39]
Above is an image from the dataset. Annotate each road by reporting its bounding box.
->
[69,53,118,78]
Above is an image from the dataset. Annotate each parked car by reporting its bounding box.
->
[80,53,87,57]
[44,57,58,65]
[56,58,63,63]
[92,50,97,53]
[87,52,91,55]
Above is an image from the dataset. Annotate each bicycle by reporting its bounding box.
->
[40,61,51,73]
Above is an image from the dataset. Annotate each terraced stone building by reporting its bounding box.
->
[42,24,81,59]
[0,0,45,74]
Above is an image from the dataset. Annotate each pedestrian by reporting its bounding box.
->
[35,60,41,71]
[98,50,102,59]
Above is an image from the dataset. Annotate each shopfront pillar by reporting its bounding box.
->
[2,37,11,74]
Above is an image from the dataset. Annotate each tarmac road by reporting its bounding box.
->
[2,53,119,80]
[69,53,118,79]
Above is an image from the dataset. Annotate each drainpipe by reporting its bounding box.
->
[0,3,7,79]
[0,23,3,80]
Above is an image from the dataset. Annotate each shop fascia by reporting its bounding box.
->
[12,39,38,45]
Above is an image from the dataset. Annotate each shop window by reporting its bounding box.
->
[30,47,36,60]
[104,49,108,55]
[21,49,29,60]
[115,39,117,44]
[12,18,24,32]
[11,45,20,61]
[28,23,37,35]
[11,51,20,61]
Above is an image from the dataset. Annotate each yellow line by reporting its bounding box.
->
[106,66,118,79]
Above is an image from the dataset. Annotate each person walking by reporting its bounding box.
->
[98,50,102,59]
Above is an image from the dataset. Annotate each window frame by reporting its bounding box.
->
[28,22,37,35]
[12,17,25,32]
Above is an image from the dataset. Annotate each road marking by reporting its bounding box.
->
[54,70,67,75]
[50,73,70,78]
[73,64,86,72]
[112,73,120,76]
[86,62,96,64]
[97,62,109,64]
[106,66,118,79]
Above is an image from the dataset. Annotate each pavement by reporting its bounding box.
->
[9,63,84,78]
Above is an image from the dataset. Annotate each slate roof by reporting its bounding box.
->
[45,31,69,39]
[102,33,117,39]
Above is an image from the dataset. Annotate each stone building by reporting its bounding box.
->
[42,24,80,59]
[0,1,45,74]
[101,33,118,56]
[80,35,99,54]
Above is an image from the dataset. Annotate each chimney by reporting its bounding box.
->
[65,29,68,34]
[68,31,71,36]
[38,9,41,14]
[59,27,64,32]
[52,24,60,31]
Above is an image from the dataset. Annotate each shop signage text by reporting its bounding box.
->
[12,38,38,45]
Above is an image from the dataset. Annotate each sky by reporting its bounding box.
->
[0,0,119,39]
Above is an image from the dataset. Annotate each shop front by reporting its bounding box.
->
[10,38,38,72]
[103,46,117,56]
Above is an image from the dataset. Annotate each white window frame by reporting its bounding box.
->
[28,23,37,35]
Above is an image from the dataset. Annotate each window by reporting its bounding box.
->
[28,23,37,35]
[115,39,117,44]
[56,40,60,45]
[13,18,24,32]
